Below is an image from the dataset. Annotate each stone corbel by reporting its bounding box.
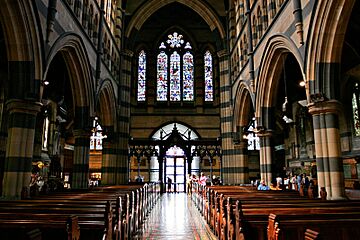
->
[293,0,304,45]
[46,0,58,43]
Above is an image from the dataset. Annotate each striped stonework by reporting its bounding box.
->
[308,100,345,200]
[228,5,236,49]
[2,100,41,199]
[234,141,249,183]
[0,131,6,196]
[71,129,91,189]
[101,130,117,185]
[258,131,273,186]
[116,49,133,184]
[218,49,246,184]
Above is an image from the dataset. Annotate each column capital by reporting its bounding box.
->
[256,129,273,138]
[121,49,134,58]
[234,141,248,149]
[73,129,92,138]
[308,99,342,116]
[217,49,228,58]
[6,99,42,115]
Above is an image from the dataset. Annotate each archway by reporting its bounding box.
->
[256,35,306,186]
[129,122,221,193]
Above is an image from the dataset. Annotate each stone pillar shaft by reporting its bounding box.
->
[258,131,272,185]
[2,100,41,199]
[115,49,133,184]
[309,100,345,200]
[72,129,90,189]
[101,135,117,185]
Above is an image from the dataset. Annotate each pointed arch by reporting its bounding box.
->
[306,0,355,97]
[256,34,305,126]
[125,0,225,40]
[45,33,95,114]
[0,0,43,89]
[97,79,117,129]
[233,82,255,131]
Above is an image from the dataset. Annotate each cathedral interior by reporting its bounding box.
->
[0,0,360,240]
[1,0,360,238]
[1,0,360,200]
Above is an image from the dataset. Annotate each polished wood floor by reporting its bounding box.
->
[135,193,217,239]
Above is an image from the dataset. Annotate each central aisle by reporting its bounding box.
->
[135,193,217,240]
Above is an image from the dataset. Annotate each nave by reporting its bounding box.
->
[135,193,216,240]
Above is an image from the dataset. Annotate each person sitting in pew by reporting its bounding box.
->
[270,181,282,190]
[257,180,270,190]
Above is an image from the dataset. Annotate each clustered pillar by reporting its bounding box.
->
[309,100,346,200]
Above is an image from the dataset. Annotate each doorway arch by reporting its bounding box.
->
[129,122,221,193]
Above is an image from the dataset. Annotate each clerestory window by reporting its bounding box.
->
[156,32,194,102]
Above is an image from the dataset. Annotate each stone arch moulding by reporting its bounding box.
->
[97,78,117,130]
[149,121,202,140]
[233,81,255,132]
[125,0,225,39]
[256,34,305,123]
[305,0,355,96]
[0,0,44,87]
[44,32,95,114]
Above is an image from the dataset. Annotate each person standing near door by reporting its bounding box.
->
[167,177,172,193]
[186,174,192,195]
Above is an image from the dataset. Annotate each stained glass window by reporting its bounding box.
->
[90,118,103,150]
[204,51,213,101]
[352,82,360,136]
[170,51,181,101]
[157,51,168,101]
[137,50,146,101]
[244,118,260,150]
[183,52,194,101]
[157,32,195,102]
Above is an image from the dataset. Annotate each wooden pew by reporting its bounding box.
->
[305,229,320,240]
[232,200,360,240]
[0,183,160,240]
[195,185,360,240]
[0,215,80,240]
[33,185,143,239]
[268,213,360,240]
[0,201,113,240]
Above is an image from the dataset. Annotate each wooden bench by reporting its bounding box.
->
[0,183,160,240]
[268,213,360,240]
[0,201,113,240]
[193,185,360,240]
[231,200,360,240]
[0,215,80,240]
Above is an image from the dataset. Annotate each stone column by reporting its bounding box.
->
[191,156,200,177]
[234,139,249,183]
[2,100,41,199]
[308,100,345,200]
[218,49,234,184]
[258,131,273,186]
[101,127,117,185]
[149,156,159,182]
[115,49,133,184]
[71,129,91,189]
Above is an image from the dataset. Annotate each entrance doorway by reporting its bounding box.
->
[165,146,186,193]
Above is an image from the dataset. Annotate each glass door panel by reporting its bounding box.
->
[165,156,186,192]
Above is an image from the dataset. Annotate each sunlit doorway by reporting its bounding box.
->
[165,146,186,193]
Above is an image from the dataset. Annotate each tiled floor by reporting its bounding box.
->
[135,193,217,240]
